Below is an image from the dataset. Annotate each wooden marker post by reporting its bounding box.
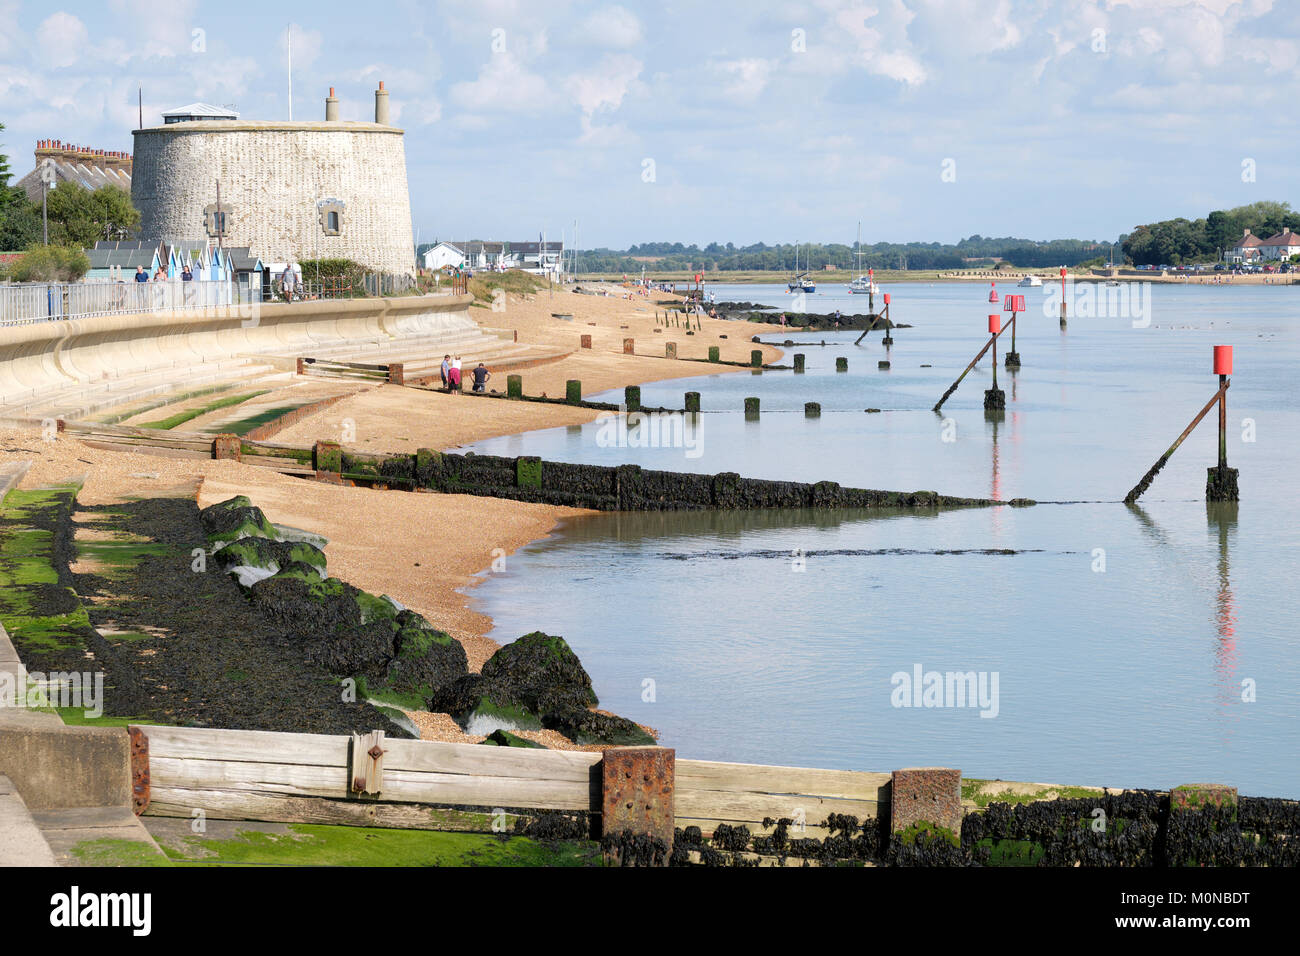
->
[1125,346,1237,504]
[1004,294,1024,368]
[1207,346,1238,501]
[881,292,894,346]
[984,314,1005,411]
[1059,266,1068,330]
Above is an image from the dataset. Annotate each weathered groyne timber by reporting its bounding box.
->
[319,446,1034,511]
[711,302,909,331]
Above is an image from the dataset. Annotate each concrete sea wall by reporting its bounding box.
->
[0,294,474,414]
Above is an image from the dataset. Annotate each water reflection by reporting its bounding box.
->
[1127,501,1242,737]
[1207,502,1239,722]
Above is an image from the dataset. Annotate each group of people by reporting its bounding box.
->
[440,354,491,393]
[133,265,195,283]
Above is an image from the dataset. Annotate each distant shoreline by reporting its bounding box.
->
[574,270,1299,286]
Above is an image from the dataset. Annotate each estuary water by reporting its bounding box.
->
[461,281,1300,797]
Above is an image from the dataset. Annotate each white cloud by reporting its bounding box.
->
[279,23,325,70]
[450,53,549,112]
[578,5,643,48]
[714,58,772,102]
[37,13,91,69]
[107,0,199,58]
[833,1,928,85]
[564,53,642,116]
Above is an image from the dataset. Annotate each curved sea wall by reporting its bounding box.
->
[0,294,474,415]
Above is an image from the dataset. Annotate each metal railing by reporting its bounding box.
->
[0,279,255,326]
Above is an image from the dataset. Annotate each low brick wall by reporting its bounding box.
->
[241,392,357,443]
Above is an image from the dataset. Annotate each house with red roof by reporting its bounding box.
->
[1258,228,1300,261]
[1228,229,1264,263]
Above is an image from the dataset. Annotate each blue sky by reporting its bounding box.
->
[1,0,1296,248]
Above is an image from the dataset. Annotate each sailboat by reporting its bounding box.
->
[848,223,877,294]
[787,243,816,293]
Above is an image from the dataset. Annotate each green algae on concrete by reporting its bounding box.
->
[153,823,601,867]
[137,390,271,430]
[961,778,1107,808]
[897,820,959,848]
[71,838,171,867]
[0,485,96,658]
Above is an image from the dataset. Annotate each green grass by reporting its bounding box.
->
[153,823,603,867]
[217,405,300,436]
[71,838,170,866]
[137,391,270,430]
[467,269,550,304]
[95,384,240,425]
[54,709,160,728]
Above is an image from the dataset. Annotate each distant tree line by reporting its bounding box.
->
[1121,201,1299,266]
[567,236,1118,273]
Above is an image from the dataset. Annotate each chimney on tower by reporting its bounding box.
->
[374,80,389,125]
[325,86,339,122]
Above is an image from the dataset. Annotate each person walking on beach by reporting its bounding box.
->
[471,362,491,393]
[440,354,450,388]
[449,356,463,392]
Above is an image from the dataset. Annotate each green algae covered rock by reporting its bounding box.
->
[479,631,597,715]
[381,610,468,699]
[199,496,280,546]
[542,709,655,746]
[480,729,545,748]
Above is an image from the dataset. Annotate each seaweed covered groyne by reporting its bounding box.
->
[313,445,1030,512]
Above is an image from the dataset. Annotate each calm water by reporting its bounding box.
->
[461,282,1300,797]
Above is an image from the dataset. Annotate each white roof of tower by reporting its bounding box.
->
[162,103,240,121]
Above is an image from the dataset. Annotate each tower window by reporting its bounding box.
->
[203,203,232,238]
[318,199,346,237]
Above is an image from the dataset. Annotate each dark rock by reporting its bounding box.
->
[383,609,468,697]
[248,567,396,679]
[542,708,655,746]
[480,729,544,748]
[479,631,598,715]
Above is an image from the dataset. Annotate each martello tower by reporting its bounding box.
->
[130,83,414,276]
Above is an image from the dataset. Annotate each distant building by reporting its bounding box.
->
[421,241,465,271]
[1258,228,1300,261]
[1228,228,1300,263]
[13,140,133,202]
[422,239,564,275]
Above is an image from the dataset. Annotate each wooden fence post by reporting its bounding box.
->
[601,746,675,866]
[313,440,342,473]
[212,434,241,461]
